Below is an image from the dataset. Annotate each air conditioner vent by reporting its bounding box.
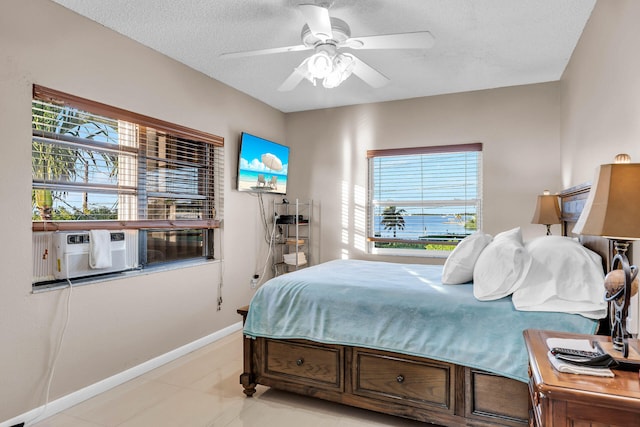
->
[52,231,136,280]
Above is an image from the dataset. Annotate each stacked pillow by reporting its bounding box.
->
[512,235,606,319]
[441,231,493,285]
[440,229,606,319]
[472,227,531,301]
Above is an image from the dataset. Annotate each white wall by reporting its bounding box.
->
[561,0,640,185]
[285,83,562,264]
[0,0,285,421]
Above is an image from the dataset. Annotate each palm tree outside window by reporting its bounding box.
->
[381,206,407,238]
[367,143,482,257]
[31,85,224,287]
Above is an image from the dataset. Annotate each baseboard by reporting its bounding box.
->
[1,321,243,427]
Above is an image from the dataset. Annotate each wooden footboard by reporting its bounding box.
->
[238,306,528,427]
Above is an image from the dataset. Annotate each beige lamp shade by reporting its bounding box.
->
[531,193,560,225]
[573,163,640,240]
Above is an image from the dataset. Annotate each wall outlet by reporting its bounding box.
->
[250,274,259,289]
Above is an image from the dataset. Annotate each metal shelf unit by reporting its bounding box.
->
[273,199,312,276]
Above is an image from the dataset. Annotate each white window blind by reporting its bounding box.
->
[32,85,224,280]
[367,143,482,254]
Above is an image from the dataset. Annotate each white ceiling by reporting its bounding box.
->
[51,0,596,113]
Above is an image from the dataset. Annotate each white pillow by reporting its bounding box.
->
[494,226,524,244]
[512,236,606,319]
[442,231,493,284]
[473,227,532,301]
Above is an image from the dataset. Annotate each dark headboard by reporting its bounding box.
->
[559,182,618,273]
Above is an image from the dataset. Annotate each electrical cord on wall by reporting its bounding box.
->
[257,193,272,245]
[256,219,277,287]
[216,225,225,311]
[254,192,279,287]
[25,268,73,426]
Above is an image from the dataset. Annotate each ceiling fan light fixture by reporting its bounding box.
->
[334,52,355,73]
[307,50,333,79]
[299,48,355,88]
[322,73,341,88]
[322,53,355,88]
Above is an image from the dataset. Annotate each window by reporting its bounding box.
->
[32,85,223,285]
[367,143,482,257]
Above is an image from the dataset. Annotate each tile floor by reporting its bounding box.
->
[31,331,427,427]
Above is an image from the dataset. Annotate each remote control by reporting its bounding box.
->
[554,353,618,368]
[550,347,602,358]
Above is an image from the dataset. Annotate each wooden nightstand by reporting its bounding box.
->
[524,329,640,427]
[237,305,249,324]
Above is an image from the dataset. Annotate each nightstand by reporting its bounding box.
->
[523,329,640,426]
[237,304,249,324]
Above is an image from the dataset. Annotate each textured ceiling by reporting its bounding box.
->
[51,0,596,113]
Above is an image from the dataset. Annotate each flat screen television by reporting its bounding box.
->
[237,132,290,195]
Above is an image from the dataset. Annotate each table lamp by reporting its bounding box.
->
[531,190,560,235]
[573,154,640,357]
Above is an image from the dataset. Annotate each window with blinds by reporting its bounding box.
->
[32,85,224,282]
[367,143,482,256]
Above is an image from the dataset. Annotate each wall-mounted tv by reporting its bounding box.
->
[237,132,289,195]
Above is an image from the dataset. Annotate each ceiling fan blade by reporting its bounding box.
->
[220,44,310,59]
[278,68,306,92]
[299,4,333,40]
[344,31,435,50]
[352,56,389,88]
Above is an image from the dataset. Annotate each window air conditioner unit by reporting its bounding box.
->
[53,231,131,279]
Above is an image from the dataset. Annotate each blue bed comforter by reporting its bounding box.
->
[243,259,598,382]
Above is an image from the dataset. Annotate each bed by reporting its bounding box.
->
[238,184,611,426]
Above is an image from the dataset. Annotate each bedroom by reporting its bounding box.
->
[1,0,640,425]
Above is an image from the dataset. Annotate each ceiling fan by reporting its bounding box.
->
[220,3,435,91]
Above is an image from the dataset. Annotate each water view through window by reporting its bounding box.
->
[368,145,482,253]
[373,210,475,241]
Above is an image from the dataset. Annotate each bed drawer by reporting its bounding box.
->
[262,340,343,390]
[353,349,454,412]
[467,368,529,425]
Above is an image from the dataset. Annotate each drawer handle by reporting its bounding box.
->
[296,358,304,366]
[396,375,405,383]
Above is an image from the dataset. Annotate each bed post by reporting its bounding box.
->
[239,343,257,397]
[237,305,257,397]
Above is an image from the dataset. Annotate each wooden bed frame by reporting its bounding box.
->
[238,183,610,427]
[559,183,616,270]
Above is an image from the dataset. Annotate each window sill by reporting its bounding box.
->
[370,248,449,258]
[32,219,221,232]
[32,258,221,293]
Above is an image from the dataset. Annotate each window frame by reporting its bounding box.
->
[367,143,482,257]
[31,85,223,283]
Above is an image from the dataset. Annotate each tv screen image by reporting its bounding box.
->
[237,132,290,195]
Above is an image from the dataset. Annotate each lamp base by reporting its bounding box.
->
[606,240,638,359]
